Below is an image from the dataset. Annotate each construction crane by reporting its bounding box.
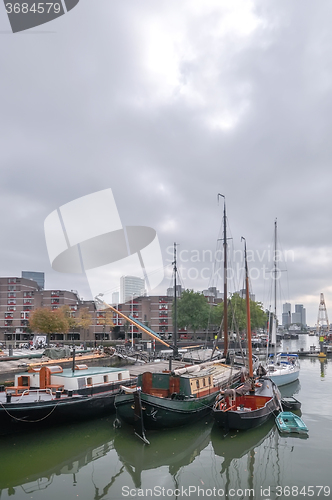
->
[316,293,329,336]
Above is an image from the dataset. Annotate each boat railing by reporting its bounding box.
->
[17,388,54,402]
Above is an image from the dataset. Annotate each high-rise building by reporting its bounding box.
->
[282,302,291,327]
[120,276,145,303]
[22,271,44,289]
[295,304,306,327]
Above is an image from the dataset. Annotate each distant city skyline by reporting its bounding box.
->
[282,302,306,327]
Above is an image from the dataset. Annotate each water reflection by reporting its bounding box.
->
[0,357,330,500]
[0,415,213,498]
[0,417,118,498]
[114,419,212,488]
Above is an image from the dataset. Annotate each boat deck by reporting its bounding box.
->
[0,389,73,404]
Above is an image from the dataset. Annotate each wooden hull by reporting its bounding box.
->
[115,390,218,429]
[212,378,281,431]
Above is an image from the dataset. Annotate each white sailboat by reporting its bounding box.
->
[263,220,300,387]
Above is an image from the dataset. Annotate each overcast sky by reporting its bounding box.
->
[1,0,332,326]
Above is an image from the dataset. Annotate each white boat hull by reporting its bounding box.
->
[266,365,300,386]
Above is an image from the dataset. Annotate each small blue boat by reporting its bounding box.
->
[276,411,308,434]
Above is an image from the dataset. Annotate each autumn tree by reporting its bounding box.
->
[75,307,93,334]
[29,307,69,344]
[61,305,78,332]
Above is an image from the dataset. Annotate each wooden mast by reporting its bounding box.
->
[242,237,254,379]
[218,194,228,358]
[173,242,178,357]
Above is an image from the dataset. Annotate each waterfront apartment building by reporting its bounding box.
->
[0,276,40,342]
[0,276,116,345]
[112,295,174,340]
[0,275,221,345]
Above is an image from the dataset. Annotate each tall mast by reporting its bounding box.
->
[273,219,277,355]
[274,220,277,327]
[242,237,253,379]
[218,194,228,358]
[173,242,178,357]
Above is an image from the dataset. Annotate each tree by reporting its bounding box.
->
[207,294,267,336]
[175,290,210,334]
[61,305,78,331]
[29,307,69,343]
[228,293,267,332]
[75,307,93,334]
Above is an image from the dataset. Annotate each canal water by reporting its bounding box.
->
[0,336,331,500]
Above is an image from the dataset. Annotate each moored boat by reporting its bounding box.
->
[114,361,242,440]
[276,411,308,434]
[280,396,301,411]
[212,237,281,431]
[0,363,135,435]
[263,220,300,386]
[265,353,300,386]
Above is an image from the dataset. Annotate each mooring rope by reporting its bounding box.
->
[0,398,62,423]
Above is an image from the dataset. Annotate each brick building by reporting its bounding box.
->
[0,275,221,345]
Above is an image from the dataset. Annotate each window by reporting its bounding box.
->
[5,313,13,319]
[51,298,59,304]
[103,375,108,383]
[7,306,16,311]
[8,286,16,291]
[23,292,33,298]
[118,373,122,381]
[8,292,16,298]
[87,377,93,386]
[8,278,16,284]
[8,299,16,305]
[23,299,32,305]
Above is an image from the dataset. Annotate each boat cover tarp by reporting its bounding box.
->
[43,347,71,359]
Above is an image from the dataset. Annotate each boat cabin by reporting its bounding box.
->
[138,370,217,399]
[12,365,131,394]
